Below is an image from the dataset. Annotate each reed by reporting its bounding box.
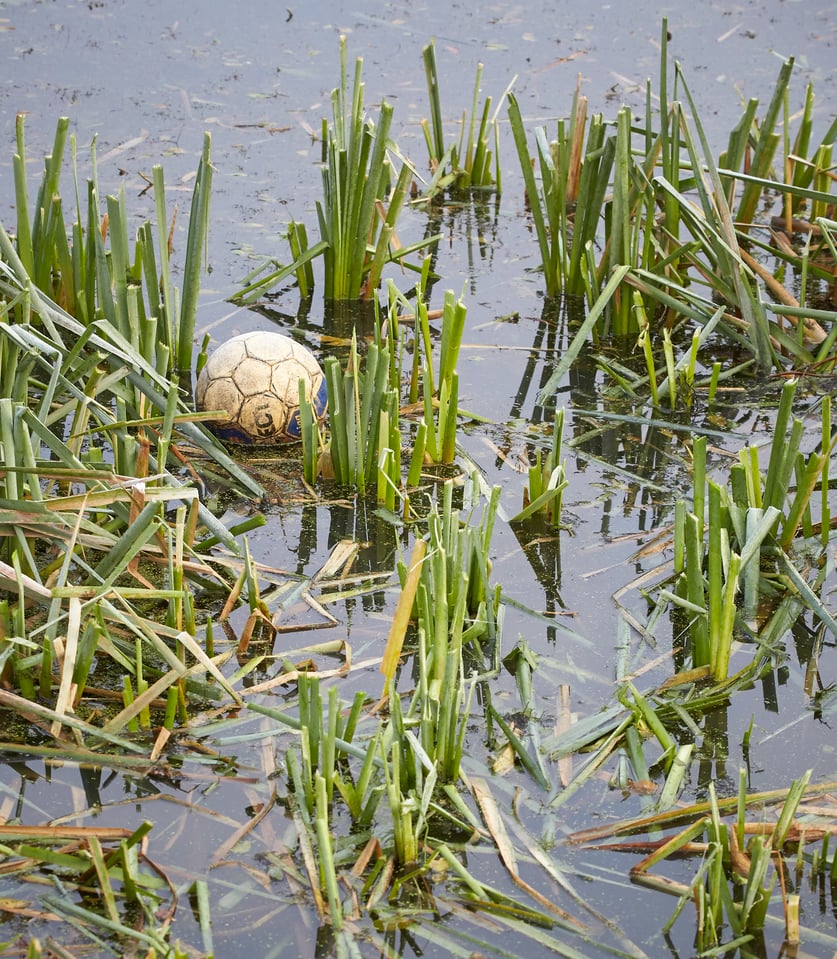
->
[414,286,467,466]
[512,22,835,414]
[13,115,211,378]
[234,37,440,304]
[512,408,567,526]
[508,82,615,299]
[653,378,834,680]
[3,821,178,956]
[0,123,268,742]
[626,770,816,951]
[316,328,399,495]
[318,37,407,301]
[421,39,509,195]
[302,278,468,498]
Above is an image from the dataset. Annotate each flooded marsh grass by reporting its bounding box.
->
[0,2,835,957]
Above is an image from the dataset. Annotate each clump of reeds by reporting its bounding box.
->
[512,408,567,526]
[247,475,586,950]
[299,274,468,505]
[234,36,441,304]
[507,79,615,302]
[511,18,836,408]
[420,38,510,197]
[12,114,212,377]
[623,769,820,952]
[0,117,265,745]
[646,380,835,681]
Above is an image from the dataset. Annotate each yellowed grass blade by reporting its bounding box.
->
[470,776,586,927]
[50,595,81,739]
[312,539,360,581]
[0,824,133,841]
[175,630,242,705]
[380,537,427,685]
[470,777,517,874]
[555,684,573,787]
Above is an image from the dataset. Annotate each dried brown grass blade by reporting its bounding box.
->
[470,777,585,928]
[739,247,825,344]
[0,558,52,604]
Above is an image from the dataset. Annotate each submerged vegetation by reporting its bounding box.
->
[0,19,835,959]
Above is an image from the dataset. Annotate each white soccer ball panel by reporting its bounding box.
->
[243,330,297,364]
[198,377,243,420]
[290,341,325,376]
[272,362,310,406]
[234,356,275,395]
[203,339,248,379]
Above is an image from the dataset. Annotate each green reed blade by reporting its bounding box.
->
[440,372,459,464]
[406,420,427,489]
[706,480,723,653]
[511,469,567,524]
[488,704,550,791]
[712,551,741,681]
[177,132,212,373]
[439,290,467,388]
[536,265,630,403]
[569,119,613,295]
[422,365,439,462]
[42,894,167,952]
[675,65,774,370]
[766,417,804,516]
[105,190,131,342]
[507,93,552,286]
[781,439,834,549]
[720,98,760,204]
[422,40,445,164]
[13,115,34,276]
[151,163,175,362]
[234,240,329,304]
[737,57,795,226]
[657,744,694,812]
[287,219,314,296]
[682,510,708,666]
[608,107,633,332]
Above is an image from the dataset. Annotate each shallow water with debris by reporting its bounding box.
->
[1,1,835,956]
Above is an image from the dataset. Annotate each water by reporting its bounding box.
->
[0,1,835,956]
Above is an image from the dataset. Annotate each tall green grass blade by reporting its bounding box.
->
[536,265,630,403]
[177,132,213,373]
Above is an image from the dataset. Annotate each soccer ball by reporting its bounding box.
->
[195,331,328,445]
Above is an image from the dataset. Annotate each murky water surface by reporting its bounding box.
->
[1,1,835,956]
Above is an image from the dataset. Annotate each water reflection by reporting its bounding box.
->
[250,296,379,350]
[419,192,502,299]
